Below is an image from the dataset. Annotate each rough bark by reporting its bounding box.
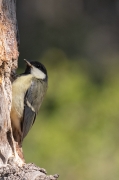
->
[0,0,59,179]
[0,163,59,180]
[0,0,21,166]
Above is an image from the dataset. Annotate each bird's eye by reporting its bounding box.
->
[37,65,40,68]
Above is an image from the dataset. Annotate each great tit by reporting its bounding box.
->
[10,60,48,146]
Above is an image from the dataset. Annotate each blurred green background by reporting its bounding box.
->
[17,1,119,180]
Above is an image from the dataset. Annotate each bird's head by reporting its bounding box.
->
[24,59,48,81]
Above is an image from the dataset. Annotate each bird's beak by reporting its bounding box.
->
[24,59,33,67]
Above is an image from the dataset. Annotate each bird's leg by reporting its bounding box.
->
[15,141,25,162]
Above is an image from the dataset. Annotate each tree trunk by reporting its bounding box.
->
[0,0,21,166]
[0,0,59,179]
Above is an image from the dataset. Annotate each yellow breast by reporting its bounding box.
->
[11,74,33,129]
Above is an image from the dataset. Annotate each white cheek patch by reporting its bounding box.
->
[31,66,46,79]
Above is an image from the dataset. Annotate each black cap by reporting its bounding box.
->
[24,60,47,78]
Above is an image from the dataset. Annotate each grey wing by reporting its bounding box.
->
[22,104,36,139]
[22,79,45,139]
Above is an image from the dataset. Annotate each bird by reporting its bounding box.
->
[10,59,48,147]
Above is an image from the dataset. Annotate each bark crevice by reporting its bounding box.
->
[6,129,15,154]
